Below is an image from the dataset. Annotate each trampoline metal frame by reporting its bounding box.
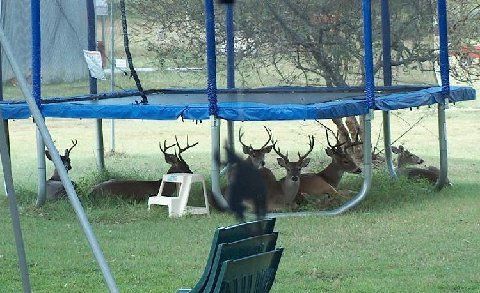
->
[0,0,453,291]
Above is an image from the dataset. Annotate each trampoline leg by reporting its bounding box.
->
[332,111,373,214]
[219,120,235,176]
[210,116,229,209]
[0,118,32,292]
[382,111,397,178]
[95,119,105,171]
[435,102,448,190]
[36,126,47,206]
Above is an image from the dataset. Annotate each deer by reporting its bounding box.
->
[264,135,315,211]
[391,145,450,185]
[45,139,78,200]
[90,136,198,201]
[215,126,275,219]
[234,126,277,185]
[220,143,268,222]
[298,128,362,201]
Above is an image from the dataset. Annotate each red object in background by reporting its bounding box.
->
[451,44,480,59]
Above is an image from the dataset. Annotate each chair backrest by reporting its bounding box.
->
[212,248,284,293]
[191,218,276,292]
[204,233,278,291]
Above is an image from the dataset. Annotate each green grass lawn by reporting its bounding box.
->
[1,100,479,292]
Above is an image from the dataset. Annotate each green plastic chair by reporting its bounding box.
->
[177,218,276,293]
[212,248,284,293]
[203,233,279,292]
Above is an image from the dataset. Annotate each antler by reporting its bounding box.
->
[175,135,199,155]
[343,128,363,150]
[159,140,176,155]
[272,140,289,163]
[238,127,253,151]
[260,126,273,149]
[65,139,78,155]
[298,135,315,162]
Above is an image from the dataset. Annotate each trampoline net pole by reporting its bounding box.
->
[380,0,397,178]
[0,26,119,292]
[435,0,450,190]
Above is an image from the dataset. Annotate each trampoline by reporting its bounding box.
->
[0,86,475,120]
[0,0,476,292]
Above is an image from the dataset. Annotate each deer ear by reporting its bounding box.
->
[300,158,310,168]
[263,145,273,153]
[45,150,52,161]
[391,146,399,154]
[242,145,250,154]
[277,157,287,167]
[65,149,69,157]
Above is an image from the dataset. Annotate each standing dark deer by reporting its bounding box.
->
[391,145,450,185]
[45,139,78,200]
[299,129,362,199]
[265,136,315,211]
[90,136,198,200]
[218,126,275,220]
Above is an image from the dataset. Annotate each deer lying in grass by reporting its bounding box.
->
[265,136,315,211]
[299,129,362,200]
[90,137,198,201]
[45,140,78,200]
[391,145,450,185]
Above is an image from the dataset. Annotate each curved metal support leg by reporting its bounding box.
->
[210,116,229,209]
[435,102,448,190]
[268,111,373,217]
[36,126,47,206]
[382,111,397,178]
[0,119,31,292]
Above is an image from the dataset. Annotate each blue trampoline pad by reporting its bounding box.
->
[0,86,475,121]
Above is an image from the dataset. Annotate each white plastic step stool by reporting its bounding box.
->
[148,173,209,218]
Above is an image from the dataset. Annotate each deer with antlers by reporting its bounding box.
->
[90,136,198,201]
[298,126,362,201]
[265,136,315,211]
[391,145,450,185]
[45,139,78,200]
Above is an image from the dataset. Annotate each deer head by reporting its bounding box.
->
[159,136,198,173]
[273,136,314,183]
[324,128,362,175]
[238,126,274,169]
[391,145,424,168]
[45,139,77,172]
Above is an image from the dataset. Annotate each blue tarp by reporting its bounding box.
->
[0,86,475,121]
